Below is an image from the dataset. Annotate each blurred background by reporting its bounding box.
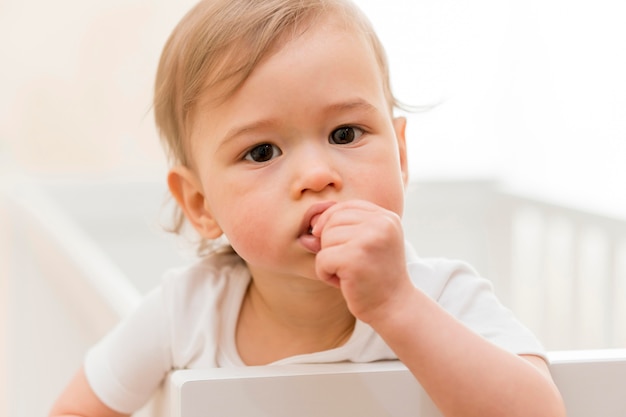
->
[1,0,625,415]
[1,0,625,213]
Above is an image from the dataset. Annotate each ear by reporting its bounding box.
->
[392,116,409,186]
[167,166,223,239]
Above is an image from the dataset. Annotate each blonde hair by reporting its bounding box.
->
[153,0,401,251]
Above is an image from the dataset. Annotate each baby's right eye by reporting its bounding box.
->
[244,143,282,163]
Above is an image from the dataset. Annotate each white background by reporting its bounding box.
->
[1,0,625,217]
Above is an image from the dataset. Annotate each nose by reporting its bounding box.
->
[289,144,343,199]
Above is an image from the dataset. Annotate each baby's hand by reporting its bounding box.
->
[312,200,413,324]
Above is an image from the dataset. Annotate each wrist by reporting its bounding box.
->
[362,275,419,329]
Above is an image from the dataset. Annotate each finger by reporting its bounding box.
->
[315,246,344,287]
[312,200,377,237]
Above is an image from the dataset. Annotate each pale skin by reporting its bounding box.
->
[50,16,566,417]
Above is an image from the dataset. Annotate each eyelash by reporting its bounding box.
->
[243,143,282,163]
[242,126,366,163]
[329,126,365,145]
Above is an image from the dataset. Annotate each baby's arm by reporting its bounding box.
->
[313,200,566,417]
[49,366,129,417]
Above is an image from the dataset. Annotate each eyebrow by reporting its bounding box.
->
[323,98,379,116]
[220,118,279,147]
[219,98,379,146]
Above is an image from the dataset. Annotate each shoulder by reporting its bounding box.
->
[161,250,249,300]
[405,243,502,326]
[407,254,545,357]
[162,250,250,364]
[83,251,250,412]
[408,255,502,319]
[406,252,488,302]
[158,250,250,326]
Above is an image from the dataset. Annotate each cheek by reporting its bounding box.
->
[370,177,405,218]
[357,148,406,215]
[213,191,283,263]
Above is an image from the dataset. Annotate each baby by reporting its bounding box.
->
[50,0,565,416]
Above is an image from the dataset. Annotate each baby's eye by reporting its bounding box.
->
[244,143,282,163]
[329,126,364,145]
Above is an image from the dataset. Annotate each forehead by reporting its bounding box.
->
[199,16,385,115]
[187,17,388,148]
[195,10,385,108]
[260,19,383,97]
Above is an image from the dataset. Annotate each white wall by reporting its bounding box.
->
[0,0,196,176]
[356,0,626,218]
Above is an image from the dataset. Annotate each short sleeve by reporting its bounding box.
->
[84,287,172,414]
[408,258,546,359]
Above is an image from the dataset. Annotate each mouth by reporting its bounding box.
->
[299,201,336,237]
[298,201,336,253]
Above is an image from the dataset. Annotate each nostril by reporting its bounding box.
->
[296,160,342,191]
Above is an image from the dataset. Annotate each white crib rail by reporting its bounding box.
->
[4,181,143,417]
[403,180,626,350]
[10,184,142,333]
[164,350,626,417]
[548,349,626,417]
[504,195,626,350]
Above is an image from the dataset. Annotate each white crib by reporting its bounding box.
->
[2,177,625,416]
[402,181,626,350]
[163,350,626,417]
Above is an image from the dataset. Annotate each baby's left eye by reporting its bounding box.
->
[329,126,364,145]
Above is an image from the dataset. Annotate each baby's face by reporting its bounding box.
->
[187,17,408,280]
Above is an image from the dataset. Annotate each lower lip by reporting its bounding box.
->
[299,233,321,254]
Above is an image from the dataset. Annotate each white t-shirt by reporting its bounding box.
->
[85,244,544,414]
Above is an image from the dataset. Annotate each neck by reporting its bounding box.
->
[236,270,356,365]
